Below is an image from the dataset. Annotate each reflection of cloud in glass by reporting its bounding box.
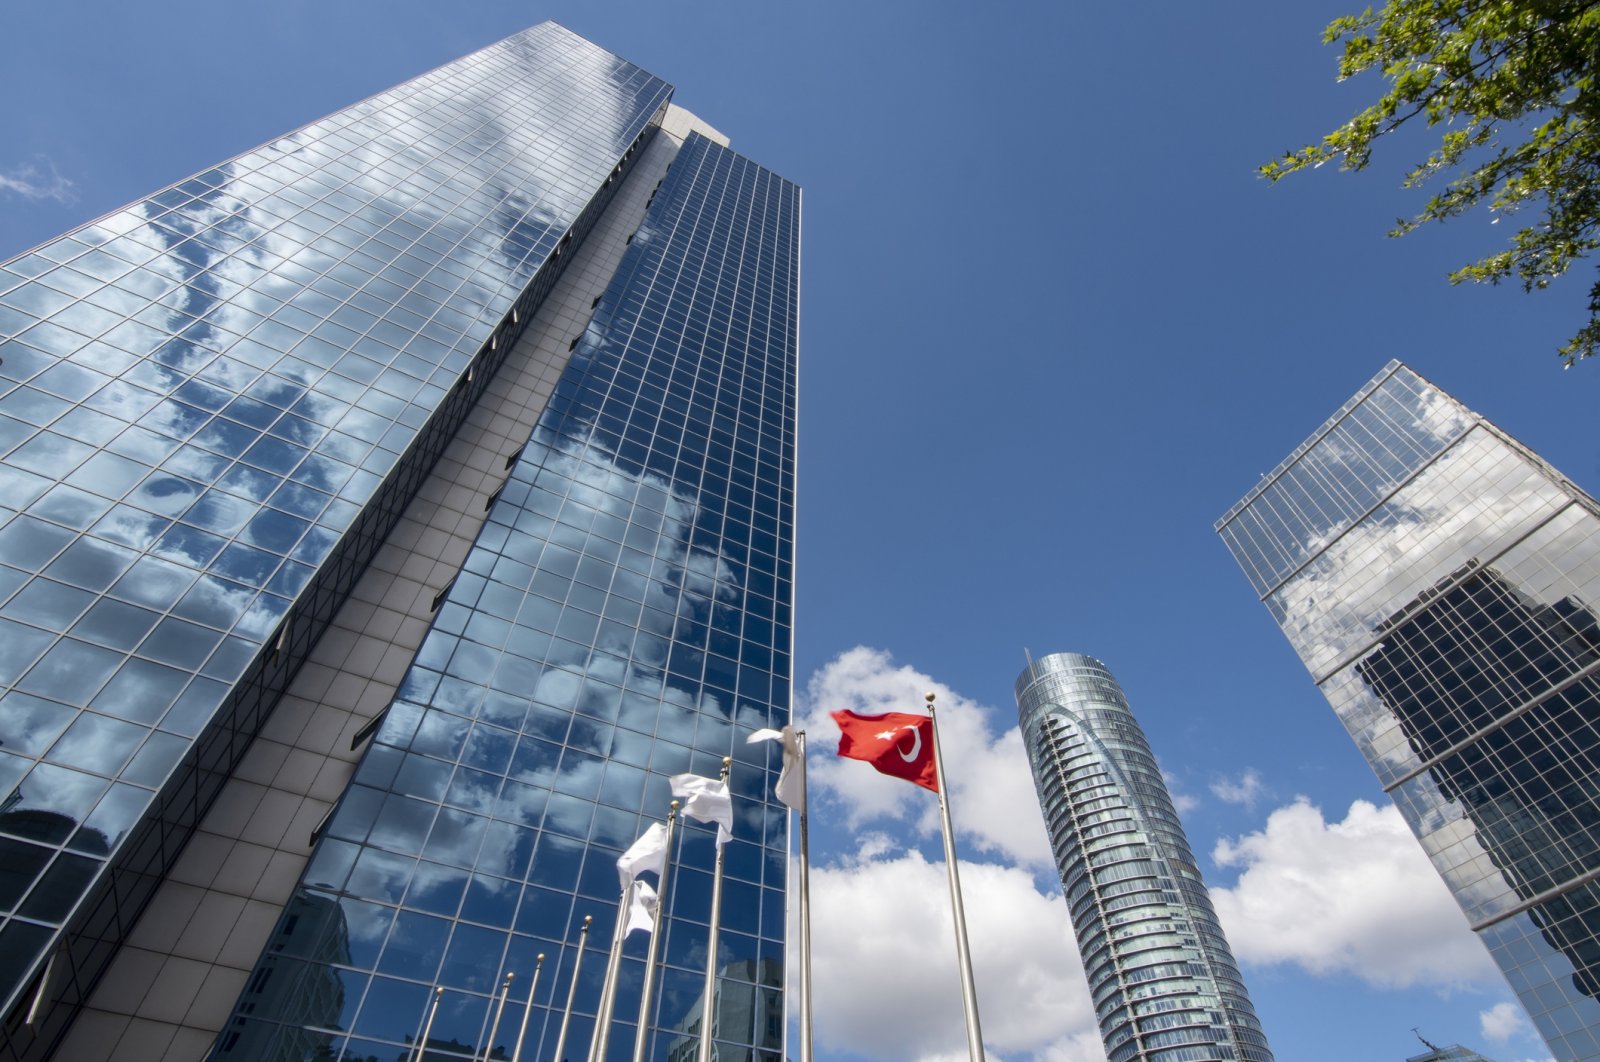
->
[1269,433,1568,687]
[365,412,773,876]
[45,711,145,776]
[1,762,109,845]
[4,29,670,762]
[196,86,794,1058]
[0,693,75,755]
[1222,365,1475,599]
[0,34,670,1029]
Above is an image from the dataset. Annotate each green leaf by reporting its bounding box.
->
[1267,0,1600,363]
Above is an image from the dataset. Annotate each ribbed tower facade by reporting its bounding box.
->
[1015,653,1273,1062]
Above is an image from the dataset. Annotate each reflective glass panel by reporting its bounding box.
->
[219,131,798,1062]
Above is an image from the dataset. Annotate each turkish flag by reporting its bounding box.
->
[831,709,939,792]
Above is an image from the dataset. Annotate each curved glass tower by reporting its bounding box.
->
[1015,653,1273,1062]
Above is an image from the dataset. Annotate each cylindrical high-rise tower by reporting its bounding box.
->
[1015,653,1273,1062]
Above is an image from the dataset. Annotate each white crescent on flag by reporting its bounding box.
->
[832,709,939,793]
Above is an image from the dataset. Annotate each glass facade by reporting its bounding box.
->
[1218,361,1600,1061]
[0,21,798,1062]
[1406,1046,1496,1062]
[212,131,798,1061]
[1015,653,1275,1062]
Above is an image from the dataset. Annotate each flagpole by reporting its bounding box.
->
[695,756,732,1062]
[588,891,630,1062]
[509,954,545,1062]
[414,985,444,1062]
[926,691,986,1062]
[631,802,678,1062]
[481,972,514,1062]
[796,731,813,1062]
[552,915,592,1062]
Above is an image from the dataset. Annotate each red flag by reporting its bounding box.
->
[831,710,938,792]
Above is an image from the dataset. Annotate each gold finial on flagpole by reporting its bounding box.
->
[518,951,543,1062]
[484,971,516,1062]
[549,918,591,1062]
[414,986,444,1062]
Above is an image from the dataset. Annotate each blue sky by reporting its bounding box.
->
[3,2,1596,1060]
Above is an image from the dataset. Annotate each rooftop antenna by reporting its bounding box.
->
[1024,647,1034,667]
[1412,1028,1441,1052]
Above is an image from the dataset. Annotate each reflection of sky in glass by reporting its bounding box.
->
[1219,363,1600,1060]
[217,133,798,1062]
[1217,362,1472,600]
[1266,432,1570,683]
[0,21,670,1017]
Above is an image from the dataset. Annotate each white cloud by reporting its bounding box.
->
[794,651,1106,1059]
[1209,768,1265,807]
[0,155,76,203]
[807,842,1099,1061]
[1210,797,1499,989]
[1481,1000,1530,1044]
[798,647,1054,871]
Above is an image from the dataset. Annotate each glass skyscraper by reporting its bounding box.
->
[1014,652,1274,1062]
[1218,361,1600,1062]
[1407,1044,1496,1062]
[0,22,796,1062]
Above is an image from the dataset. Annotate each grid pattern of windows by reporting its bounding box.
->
[1259,426,1575,685]
[1016,654,1274,1062]
[1406,1047,1495,1062]
[0,23,671,1061]
[1362,570,1600,1009]
[214,132,798,1062]
[1217,360,1472,599]
[1218,362,1600,1061]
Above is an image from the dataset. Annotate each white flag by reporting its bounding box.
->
[624,879,658,936]
[617,822,668,891]
[746,726,805,813]
[670,772,733,846]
